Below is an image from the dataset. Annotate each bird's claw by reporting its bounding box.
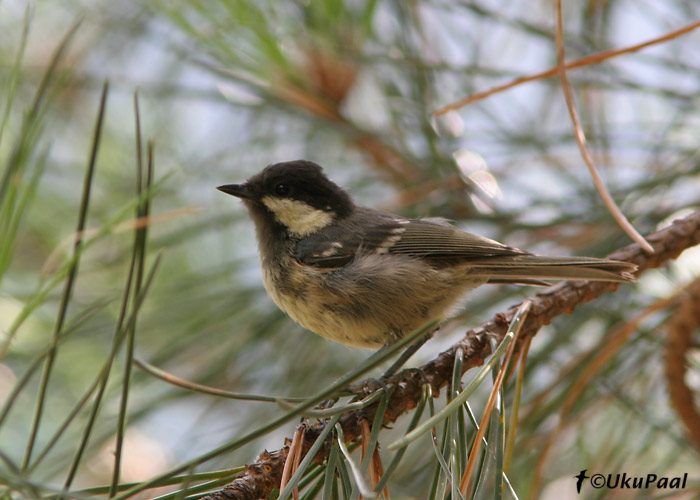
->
[347,376,392,398]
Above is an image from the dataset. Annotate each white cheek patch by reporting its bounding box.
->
[262,196,334,237]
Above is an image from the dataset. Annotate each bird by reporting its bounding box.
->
[217,160,637,349]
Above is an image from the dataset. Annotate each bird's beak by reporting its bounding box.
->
[217,183,254,200]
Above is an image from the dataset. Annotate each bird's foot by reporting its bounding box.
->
[347,376,391,398]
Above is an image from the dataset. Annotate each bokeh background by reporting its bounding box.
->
[1,1,700,498]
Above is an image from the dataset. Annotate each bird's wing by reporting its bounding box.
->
[294,216,527,268]
[292,218,402,268]
[293,236,359,268]
[380,219,528,261]
[294,214,636,283]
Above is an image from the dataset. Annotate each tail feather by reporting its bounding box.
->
[468,255,637,283]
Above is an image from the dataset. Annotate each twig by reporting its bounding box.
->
[432,19,700,116]
[134,358,306,403]
[279,427,304,500]
[201,209,700,500]
[553,0,654,254]
[665,277,700,452]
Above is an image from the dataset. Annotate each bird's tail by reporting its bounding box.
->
[466,255,637,285]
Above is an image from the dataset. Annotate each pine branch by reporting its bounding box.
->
[203,209,700,500]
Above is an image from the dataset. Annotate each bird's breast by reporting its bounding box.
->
[260,251,486,348]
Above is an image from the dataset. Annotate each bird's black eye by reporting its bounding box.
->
[275,183,290,196]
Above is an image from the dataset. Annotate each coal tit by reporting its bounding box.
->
[218,160,636,348]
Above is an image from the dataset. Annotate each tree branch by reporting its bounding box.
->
[204,209,700,500]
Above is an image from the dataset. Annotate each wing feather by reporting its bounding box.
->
[294,215,526,268]
[293,212,636,283]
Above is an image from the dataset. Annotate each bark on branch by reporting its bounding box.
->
[204,209,700,500]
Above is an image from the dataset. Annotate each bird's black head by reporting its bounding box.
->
[218,160,355,237]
